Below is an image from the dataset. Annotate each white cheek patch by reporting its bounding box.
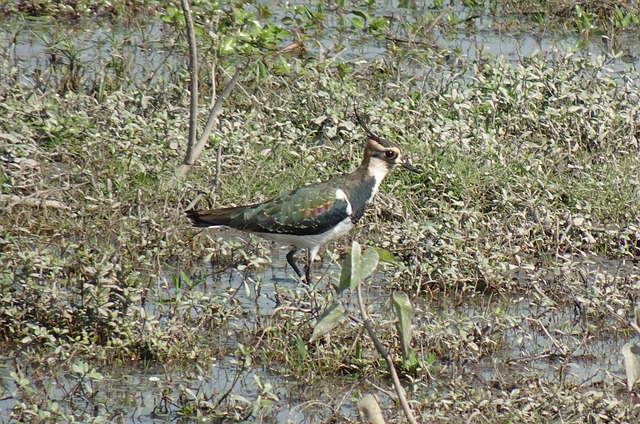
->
[369,158,389,179]
[336,188,353,215]
[367,158,390,201]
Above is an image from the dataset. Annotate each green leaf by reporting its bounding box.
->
[401,350,421,372]
[622,342,640,391]
[393,291,413,360]
[372,247,400,265]
[86,371,104,381]
[72,361,88,375]
[220,35,235,54]
[354,340,361,360]
[425,352,437,367]
[337,249,353,293]
[10,372,30,388]
[338,242,380,294]
[351,10,368,20]
[309,303,348,342]
[356,248,379,288]
[172,273,181,290]
[180,271,193,289]
[295,335,307,360]
[350,16,364,30]
[303,5,314,20]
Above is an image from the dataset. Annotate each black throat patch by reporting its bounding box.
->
[348,177,377,223]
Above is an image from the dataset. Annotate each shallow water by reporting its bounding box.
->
[2,1,639,91]
[0,251,633,421]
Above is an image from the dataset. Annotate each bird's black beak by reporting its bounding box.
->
[401,161,421,174]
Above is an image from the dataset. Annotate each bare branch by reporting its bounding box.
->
[181,0,198,161]
[356,283,418,424]
[176,61,248,178]
[189,61,248,165]
[167,0,248,189]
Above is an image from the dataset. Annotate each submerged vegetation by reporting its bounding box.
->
[2,0,640,421]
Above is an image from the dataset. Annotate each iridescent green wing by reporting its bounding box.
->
[230,182,351,235]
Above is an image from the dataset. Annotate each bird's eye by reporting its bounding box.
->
[385,150,397,159]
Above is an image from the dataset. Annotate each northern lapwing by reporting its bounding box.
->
[186,111,419,281]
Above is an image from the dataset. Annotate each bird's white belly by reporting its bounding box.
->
[257,218,354,249]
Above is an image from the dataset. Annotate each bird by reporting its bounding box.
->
[186,110,420,282]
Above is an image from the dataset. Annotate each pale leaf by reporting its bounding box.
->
[338,242,379,293]
[393,291,413,360]
[372,247,400,265]
[357,394,386,424]
[621,342,640,391]
[309,303,348,342]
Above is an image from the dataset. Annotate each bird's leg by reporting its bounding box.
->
[305,251,312,284]
[305,246,320,284]
[286,247,303,279]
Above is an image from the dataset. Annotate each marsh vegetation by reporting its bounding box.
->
[2,0,640,422]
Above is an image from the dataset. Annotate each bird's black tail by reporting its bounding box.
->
[185,205,257,228]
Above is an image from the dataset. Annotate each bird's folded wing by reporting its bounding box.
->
[231,186,352,235]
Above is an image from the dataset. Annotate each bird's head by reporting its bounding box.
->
[355,109,420,176]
